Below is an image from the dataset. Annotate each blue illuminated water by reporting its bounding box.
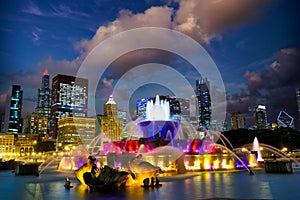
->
[0,169,299,200]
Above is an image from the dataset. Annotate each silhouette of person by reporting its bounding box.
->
[155,177,160,186]
[65,177,73,188]
[143,178,150,187]
[150,177,155,186]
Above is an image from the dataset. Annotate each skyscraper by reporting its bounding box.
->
[136,97,151,118]
[100,95,123,142]
[177,98,190,121]
[36,69,51,119]
[231,112,246,130]
[49,74,88,138]
[255,105,268,129]
[297,88,300,128]
[29,113,48,136]
[58,116,96,149]
[195,78,211,130]
[3,85,23,134]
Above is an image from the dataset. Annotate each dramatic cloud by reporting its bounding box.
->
[245,48,300,96]
[174,0,271,43]
[73,0,273,109]
[229,48,300,125]
[75,6,173,57]
[76,0,272,54]
[0,0,277,118]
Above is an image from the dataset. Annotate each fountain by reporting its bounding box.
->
[83,95,255,173]
[51,94,256,189]
[252,137,264,162]
[138,95,180,140]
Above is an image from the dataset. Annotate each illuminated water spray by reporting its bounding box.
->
[252,137,264,162]
[146,95,170,121]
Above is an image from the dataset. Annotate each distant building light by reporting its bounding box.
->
[257,105,266,110]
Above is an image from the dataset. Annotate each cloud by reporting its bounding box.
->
[229,48,300,125]
[31,26,43,44]
[73,0,274,87]
[76,1,272,54]
[245,48,300,96]
[2,1,276,118]
[75,6,173,56]
[49,3,91,19]
[22,1,43,16]
[173,0,272,43]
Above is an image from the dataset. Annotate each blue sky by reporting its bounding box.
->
[0,0,299,127]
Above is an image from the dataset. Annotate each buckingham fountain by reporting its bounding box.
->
[56,95,258,185]
[97,95,254,172]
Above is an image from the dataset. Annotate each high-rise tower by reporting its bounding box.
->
[195,78,211,130]
[36,69,51,119]
[49,74,88,138]
[100,95,123,141]
[231,112,245,130]
[255,105,268,129]
[297,88,300,128]
[3,85,23,134]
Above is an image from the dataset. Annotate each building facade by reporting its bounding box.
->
[58,116,96,150]
[14,133,38,155]
[118,110,127,128]
[100,95,123,142]
[50,74,88,138]
[3,85,23,134]
[36,70,51,119]
[231,112,246,130]
[177,98,190,121]
[195,78,211,130]
[0,133,15,159]
[136,97,151,118]
[29,113,48,136]
[255,105,268,129]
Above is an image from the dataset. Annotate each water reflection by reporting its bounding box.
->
[1,170,299,199]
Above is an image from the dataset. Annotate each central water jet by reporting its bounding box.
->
[138,95,180,140]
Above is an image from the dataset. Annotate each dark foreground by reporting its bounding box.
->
[0,169,299,200]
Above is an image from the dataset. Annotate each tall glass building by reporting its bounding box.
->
[3,85,23,134]
[136,97,151,118]
[36,69,51,119]
[195,78,211,130]
[49,74,88,138]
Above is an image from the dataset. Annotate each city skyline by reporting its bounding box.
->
[1,0,300,128]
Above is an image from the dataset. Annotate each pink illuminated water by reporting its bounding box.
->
[252,137,264,162]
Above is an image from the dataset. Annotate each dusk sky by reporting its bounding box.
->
[0,0,300,128]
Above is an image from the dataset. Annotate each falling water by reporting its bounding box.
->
[214,144,254,175]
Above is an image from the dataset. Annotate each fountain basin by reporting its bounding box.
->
[138,120,180,140]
